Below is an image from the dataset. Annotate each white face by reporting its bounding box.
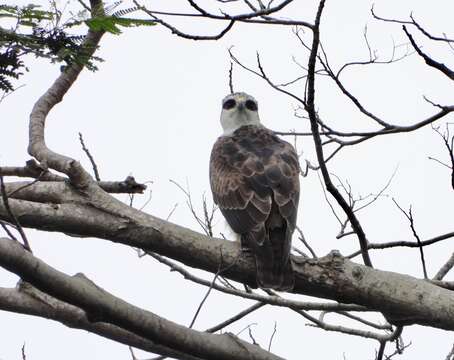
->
[220,92,261,135]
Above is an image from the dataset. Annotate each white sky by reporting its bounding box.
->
[2,0,454,359]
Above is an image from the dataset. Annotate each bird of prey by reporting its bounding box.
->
[209,92,300,291]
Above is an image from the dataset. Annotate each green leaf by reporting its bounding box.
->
[85,16,122,34]
[85,15,155,35]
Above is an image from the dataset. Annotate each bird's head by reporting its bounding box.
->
[220,92,261,135]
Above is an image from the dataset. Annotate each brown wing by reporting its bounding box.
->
[210,126,300,290]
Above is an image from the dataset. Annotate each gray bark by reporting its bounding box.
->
[0,238,283,360]
[1,181,453,331]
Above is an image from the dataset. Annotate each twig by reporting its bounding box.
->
[21,343,27,360]
[0,160,63,181]
[205,302,265,333]
[189,270,221,329]
[294,308,393,341]
[267,322,277,351]
[135,1,235,41]
[248,327,258,345]
[166,203,178,221]
[147,251,369,311]
[0,220,17,240]
[128,346,138,360]
[78,132,101,181]
[431,124,454,189]
[430,280,454,291]
[434,253,454,280]
[347,230,454,258]
[295,226,317,258]
[169,179,216,236]
[445,342,454,360]
[392,199,428,279]
[376,341,386,360]
[403,26,454,81]
[0,176,32,252]
[76,0,91,11]
[229,61,234,94]
[331,311,392,331]
[299,0,372,267]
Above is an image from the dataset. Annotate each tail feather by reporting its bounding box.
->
[241,225,294,291]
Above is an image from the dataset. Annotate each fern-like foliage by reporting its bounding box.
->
[0,2,156,94]
[0,3,100,93]
[85,14,155,35]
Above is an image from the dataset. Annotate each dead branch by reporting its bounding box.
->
[78,132,101,181]
[392,199,428,279]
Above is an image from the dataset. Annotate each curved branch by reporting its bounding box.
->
[28,29,104,186]
[0,238,284,360]
[304,0,372,266]
[0,284,203,360]
[403,25,454,81]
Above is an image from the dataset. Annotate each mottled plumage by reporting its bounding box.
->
[210,93,300,290]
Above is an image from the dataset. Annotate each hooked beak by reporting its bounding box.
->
[236,95,246,111]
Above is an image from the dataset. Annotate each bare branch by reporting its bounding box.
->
[347,230,454,259]
[135,1,236,41]
[229,61,234,93]
[392,200,428,279]
[2,186,454,330]
[303,0,373,267]
[205,302,265,333]
[0,160,64,181]
[295,226,317,258]
[267,322,277,351]
[78,132,101,181]
[403,25,454,81]
[0,284,203,360]
[0,238,284,360]
[434,253,454,281]
[445,343,454,360]
[148,251,367,312]
[0,176,31,252]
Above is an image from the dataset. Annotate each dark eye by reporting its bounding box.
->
[223,99,236,110]
[245,100,258,111]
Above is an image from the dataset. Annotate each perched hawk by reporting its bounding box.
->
[209,92,300,291]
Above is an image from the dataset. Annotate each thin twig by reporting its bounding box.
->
[147,251,369,311]
[445,342,454,360]
[205,302,265,333]
[21,343,27,360]
[78,132,101,181]
[434,253,454,280]
[295,226,317,258]
[229,61,234,93]
[189,270,221,328]
[0,176,32,252]
[268,322,277,351]
[392,199,428,279]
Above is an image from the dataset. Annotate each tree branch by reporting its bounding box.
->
[0,192,453,330]
[0,238,284,360]
[304,0,372,266]
[0,284,203,360]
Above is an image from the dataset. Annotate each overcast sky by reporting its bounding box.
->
[2,0,454,359]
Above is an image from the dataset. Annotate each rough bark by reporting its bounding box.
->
[0,284,203,360]
[1,181,453,331]
[0,238,283,360]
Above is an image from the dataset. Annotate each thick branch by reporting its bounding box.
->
[3,179,146,203]
[0,193,454,330]
[0,284,202,360]
[0,238,283,360]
